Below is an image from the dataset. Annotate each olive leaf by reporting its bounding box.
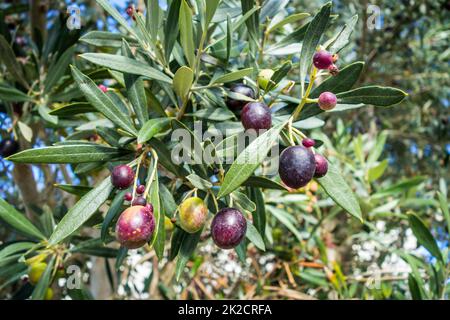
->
[337,86,408,106]
[80,31,138,48]
[245,220,265,251]
[71,65,138,135]
[0,83,32,102]
[328,14,358,54]
[212,68,254,84]
[149,173,165,260]
[79,53,172,84]
[122,40,149,128]
[173,66,194,102]
[49,102,95,117]
[7,144,131,164]
[0,35,29,89]
[218,122,286,198]
[137,118,172,144]
[0,198,46,240]
[101,190,127,243]
[175,229,202,281]
[0,242,36,261]
[299,2,332,88]
[179,0,195,67]
[49,177,114,244]
[407,212,444,264]
[317,162,363,222]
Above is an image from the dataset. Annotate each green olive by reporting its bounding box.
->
[28,262,47,285]
[257,69,275,90]
[179,197,208,234]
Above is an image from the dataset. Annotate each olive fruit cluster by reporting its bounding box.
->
[314,50,339,111]
[110,164,157,249]
[124,184,147,206]
[279,139,328,189]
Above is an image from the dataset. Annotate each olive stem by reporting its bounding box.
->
[291,66,318,121]
[209,190,219,213]
[287,117,295,145]
[131,153,145,204]
[143,149,159,199]
[191,83,221,91]
[292,127,307,139]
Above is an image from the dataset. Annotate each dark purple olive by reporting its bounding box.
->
[111,165,135,189]
[241,102,272,130]
[279,145,316,189]
[313,50,333,70]
[314,154,328,178]
[116,204,155,249]
[211,208,247,249]
[124,192,133,201]
[0,139,20,158]
[226,84,256,110]
[136,185,145,194]
[131,196,147,206]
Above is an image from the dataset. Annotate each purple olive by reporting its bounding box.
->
[226,84,256,110]
[131,196,147,206]
[136,185,145,194]
[0,139,19,158]
[241,102,272,131]
[211,208,247,249]
[313,50,333,70]
[124,192,133,201]
[279,145,316,189]
[314,154,328,178]
[302,138,316,148]
[318,92,337,111]
[111,165,135,189]
[116,205,155,249]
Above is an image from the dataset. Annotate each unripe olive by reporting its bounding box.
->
[257,69,275,90]
[179,197,208,234]
[44,288,54,300]
[28,262,47,285]
[164,216,174,231]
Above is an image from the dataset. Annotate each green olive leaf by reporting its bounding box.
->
[0,198,46,240]
[218,122,285,198]
[49,177,114,244]
[317,161,363,222]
